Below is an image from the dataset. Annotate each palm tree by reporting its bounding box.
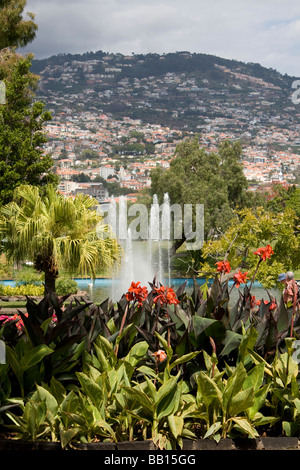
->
[0,184,121,293]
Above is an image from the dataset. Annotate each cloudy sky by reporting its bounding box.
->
[22,0,300,77]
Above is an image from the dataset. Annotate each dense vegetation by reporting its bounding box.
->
[0,258,299,448]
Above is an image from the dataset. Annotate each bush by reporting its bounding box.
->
[0,284,44,296]
[15,270,43,286]
[0,254,13,280]
[55,277,78,296]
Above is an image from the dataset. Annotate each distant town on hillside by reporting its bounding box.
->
[30,51,300,200]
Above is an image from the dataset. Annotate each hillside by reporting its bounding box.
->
[31,51,300,136]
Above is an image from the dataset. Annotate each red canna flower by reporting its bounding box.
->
[152,349,167,362]
[166,287,180,304]
[250,295,261,308]
[0,315,12,324]
[250,296,277,311]
[125,291,135,302]
[268,300,277,311]
[125,281,148,306]
[215,260,231,274]
[153,285,179,306]
[11,313,28,332]
[233,271,249,288]
[253,244,274,261]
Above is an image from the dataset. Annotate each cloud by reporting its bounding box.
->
[21,0,300,76]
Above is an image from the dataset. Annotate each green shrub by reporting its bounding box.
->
[55,278,78,296]
[0,284,44,296]
[15,270,43,286]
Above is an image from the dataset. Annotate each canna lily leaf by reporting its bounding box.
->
[227,387,254,416]
[34,385,58,417]
[156,374,181,420]
[197,371,223,409]
[60,428,81,448]
[20,344,53,370]
[230,417,259,438]
[203,421,222,439]
[169,350,201,370]
[124,341,149,367]
[168,415,184,439]
[76,372,103,408]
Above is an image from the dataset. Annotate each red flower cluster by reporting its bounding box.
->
[0,313,28,332]
[0,311,58,331]
[250,295,260,308]
[233,270,249,288]
[125,281,148,306]
[253,244,274,261]
[153,285,180,306]
[250,296,277,311]
[215,260,231,274]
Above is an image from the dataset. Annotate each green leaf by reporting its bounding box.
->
[193,316,226,343]
[204,421,222,439]
[137,365,157,379]
[144,375,157,403]
[223,362,247,413]
[197,372,223,409]
[122,386,153,415]
[243,362,265,392]
[283,421,298,437]
[94,419,117,441]
[252,413,279,428]
[238,326,258,364]
[276,297,289,332]
[93,343,109,371]
[115,323,134,346]
[5,345,22,381]
[124,341,149,367]
[49,377,66,404]
[20,344,53,370]
[169,351,201,370]
[228,387,254,416]
[168,415,184,439]
[60,427,81,448]
[156,374,181,420]
[247,349,273,377]
[60,391,80,428]
[155,332,173,364]
[35,385,58,416]
[247,384,270,421]
[220,330,243,357]
[231,417,259,438]
[76,372,103,408]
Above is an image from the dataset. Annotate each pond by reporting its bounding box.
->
[73,277,281,305]
[1,277,281,305]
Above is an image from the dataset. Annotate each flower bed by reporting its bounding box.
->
[0,246,299,449]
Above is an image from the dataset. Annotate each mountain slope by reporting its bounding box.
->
[31,50,299,134]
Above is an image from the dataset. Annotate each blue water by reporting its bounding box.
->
[1,278,280,304]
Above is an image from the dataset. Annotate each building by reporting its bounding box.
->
[72,183,108,202]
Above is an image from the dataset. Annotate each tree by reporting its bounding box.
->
[199,206,300,288]
[73,173,91,182]
[0,51,58,206]
[263,183,300,220]
[150,138,250,241]
[0,185,121,293]
[0,0,37,50]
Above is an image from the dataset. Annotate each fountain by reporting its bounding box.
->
[109,193,172,300]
